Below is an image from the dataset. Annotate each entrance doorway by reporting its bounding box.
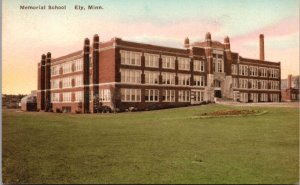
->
[214,90,222,98]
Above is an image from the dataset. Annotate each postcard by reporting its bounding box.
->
[2,0,299,184]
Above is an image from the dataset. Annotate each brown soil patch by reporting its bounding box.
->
[201,109,258,116]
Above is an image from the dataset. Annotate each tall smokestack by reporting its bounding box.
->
[288,74,292,89]
[259,34,264,61]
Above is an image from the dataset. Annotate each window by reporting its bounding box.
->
[239,78,248,89]
[270,81,279,90]
[74,59,83,71]
[240,93,248,102]
[194,75,205,87]
[51,93,60,103]
[249,79,258,89]
[260,93,268,102]
[74,75,83,87]
[120,69,141,83]
[194,91,205,102]
[194,60,205,72]
[120,50,142,66]
[121,89,141,102]
[260,67,268,77]
[163,90,175,102]
[178,57,190,70]
[162,72,176,85]
[100,89,111,102]
[62,92,72,102]
[145,89,159,102]
[178,90,190,102]
[233,78,238,88]
[260,80,268,90]
[249,66,258,76]
[178,74,190,86]
[144,53,159,68]
[213,58,223,72]
[51,79,60,89]
[62,77,72,88]
[51,65,60,76]
[270,94,279,102]
[75,91,83,102]
[270,68,279,78]
[62,62,72,74]
[250,93,258,102]
[231,64,237,75]
[162,55,175,69]
[239,65,248,76]
[144,71,159,84]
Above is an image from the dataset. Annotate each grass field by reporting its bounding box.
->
[2,104,299,184]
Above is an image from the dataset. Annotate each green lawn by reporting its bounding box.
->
[2,104,299,184]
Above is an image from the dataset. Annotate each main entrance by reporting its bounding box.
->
[214,80,222,98]
[214,90,222,98]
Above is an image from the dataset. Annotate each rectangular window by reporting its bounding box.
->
[51,79,60,89]
[259,67,268,77]
[144,71,159,84]
[178,73,190,86]
[249,66,258,76]
[145,89,159,102]
[62,77,72,88]
[193,91,205,102]
[194,75,205,87]
[194,60,205,72]
[99,89,111,102]
[162,55,175,69]
[51,65,60,76]
[213,58,223,73]
[62,92,72,102]
[233,78,238,88]
[239,78,248,89]
[51,93,60,103]
[240,93,248,102]
[120,50,142,66]
[74,75,83,87]
[144,53,159,68]
[162,72,176,85]
[178,57,190,71]
[62,62,72,74]
[120,69,141,83]
[231,64,237,75]
[162,90,175,102]
[74,59,83,71]
[249,79,258,89]
[239,65,248,76]
[75,91,83,102]
[260,93,268,102]
[178,90,190,102]
[120,89,141,102]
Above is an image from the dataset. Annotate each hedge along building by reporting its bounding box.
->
[37,33,281,113]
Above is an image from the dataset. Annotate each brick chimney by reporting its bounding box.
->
[288,74,292,89]
[259,34,264,61]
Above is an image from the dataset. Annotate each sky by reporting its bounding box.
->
[2,0,299,94]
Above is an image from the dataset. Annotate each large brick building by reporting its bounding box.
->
[37,33,281,113]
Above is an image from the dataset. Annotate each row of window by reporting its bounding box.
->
[51,59,83,76]
[51,75,83,89]
[120,69,205,87]
[233,78,280,90]
[120,89,199,102]
[51,89,111,103]
[51,92,83,103]
[232,64,279,78]
[120,50,205,71]
[233,92,280,102]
